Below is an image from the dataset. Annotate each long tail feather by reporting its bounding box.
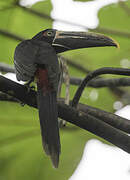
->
[37,88,60,168]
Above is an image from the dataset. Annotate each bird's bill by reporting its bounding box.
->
[52,30,119,53]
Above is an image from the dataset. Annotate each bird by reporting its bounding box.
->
[14,29,118,168]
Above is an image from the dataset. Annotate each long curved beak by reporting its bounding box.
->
[52,30,119,53]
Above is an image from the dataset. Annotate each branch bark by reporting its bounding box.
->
[1,75,130,154]
[72,67,130,107]
[1,63,130,88]
[70,77,130,88]
[0,63,15,73]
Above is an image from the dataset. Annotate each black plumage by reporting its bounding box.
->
[14,29,118,168]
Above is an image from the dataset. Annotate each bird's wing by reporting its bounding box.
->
[14,40,38,81]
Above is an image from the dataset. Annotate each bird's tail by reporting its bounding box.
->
[37,88,60,168]
[36,67,60,168]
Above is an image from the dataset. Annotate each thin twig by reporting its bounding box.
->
[70,77,130,88]
[0,29,24,41]
[0,63,15,73]
[92,27,130,39]
[1,63,130,88]
[0,5,15,11]
[16,3,130,39]
[108,87,130,105]
[108,87,125,98]
[1,1,130,39]
[17,4,89,29]
[72,67,130,107]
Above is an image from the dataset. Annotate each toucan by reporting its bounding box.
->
[14,29,118,168]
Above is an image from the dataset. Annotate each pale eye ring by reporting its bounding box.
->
[47,31,53,36]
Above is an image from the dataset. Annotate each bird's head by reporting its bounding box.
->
[32,29,119,53]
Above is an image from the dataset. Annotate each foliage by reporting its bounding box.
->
[0,0,130,179]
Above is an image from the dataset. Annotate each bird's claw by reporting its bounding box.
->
[26,85,35,92]
[20,102,25,106]
[58,119,67,128]
[24,79,35,93]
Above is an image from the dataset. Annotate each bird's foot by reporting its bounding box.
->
[20,78,35,107]
[24,78,35,93]
[20,102,25,107]
[58,119,67,128]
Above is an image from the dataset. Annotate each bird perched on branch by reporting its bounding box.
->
[14,29,118,168]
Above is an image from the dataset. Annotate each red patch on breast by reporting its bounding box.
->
[36,67,52,93]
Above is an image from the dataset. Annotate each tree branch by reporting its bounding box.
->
[0,29,24,41]
[1,1,130,39]
[1,63,130,88]
[58,102,130,153]
[0,63,15,73]
[92,27,130,38]
[70,76,130,88]
[0,92,17,102]
[72,67,130,107]
[1,89,130,135]
[1,75,130,154]
[0,75,37,107]
[16,3,130,39]
[76,102,130,134]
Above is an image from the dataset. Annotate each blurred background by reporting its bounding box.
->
[0,0,130,179]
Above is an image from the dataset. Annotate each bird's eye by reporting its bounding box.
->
[47,31,53,36]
